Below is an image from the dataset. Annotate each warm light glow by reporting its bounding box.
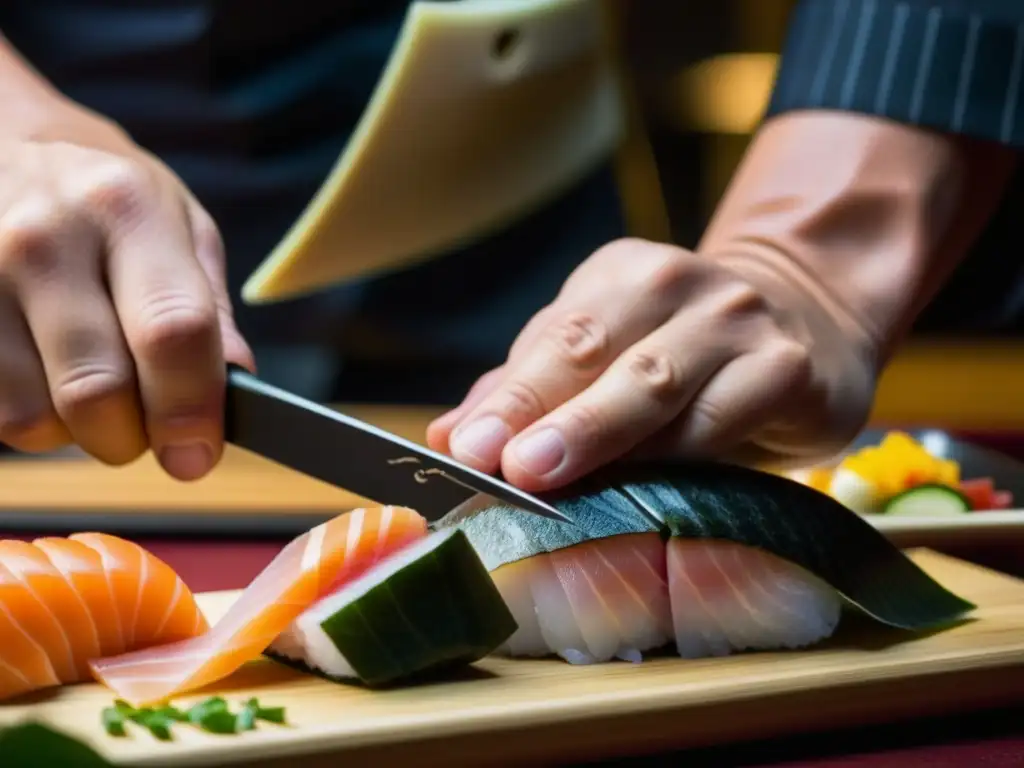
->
[668,53,780,134]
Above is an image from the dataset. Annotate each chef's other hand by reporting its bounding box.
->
[0,98,254,479]
[427,113,1015,492]
[427,238,874,491]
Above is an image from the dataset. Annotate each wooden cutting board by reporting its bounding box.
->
[1,549,1023,767]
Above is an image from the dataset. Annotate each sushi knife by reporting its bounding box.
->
[222,366,573,525]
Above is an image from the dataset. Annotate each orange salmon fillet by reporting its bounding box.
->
[89,506,428,706]
[0,533,208,702]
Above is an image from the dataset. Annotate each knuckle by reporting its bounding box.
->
[544,311,609,369]
[635,246,692,301]
[190,209,225,261]
[469,365,504,395]
[499,378,549,421]
[130,293,218,358]
[79,160,155,228]
[560,401,606,445]
[51,364,135,417]
[625,347,684,402]
[589,237,649,263]
[769,338,813,385]
[0,203,66,281]
[717,282,771,319]
[688,396,731,435]
[704,282,775,344]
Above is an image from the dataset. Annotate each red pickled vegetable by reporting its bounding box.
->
[958,478,994,510]
[958,477,1014,511]
[990,490,1014,510]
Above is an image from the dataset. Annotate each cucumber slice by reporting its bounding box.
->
[881,484,970,517]
[267,528,517,687]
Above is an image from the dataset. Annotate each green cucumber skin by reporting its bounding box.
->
[315,530,517,688]
[882,484,970,515]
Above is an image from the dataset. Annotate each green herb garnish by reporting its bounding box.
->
[242,697,287,725]
[186,696,228,725]
[100,707,126,737]
[102,696,286,740]
[113,700,135,717]
[137,711,174,742]
[155,705,189,722]
[236,704,256,732]
[114,704,178,741]
[198,711,239,735]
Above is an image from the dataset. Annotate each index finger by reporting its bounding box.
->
[447,299,679,473]
[444,248,699,473]
[91,163,226,480]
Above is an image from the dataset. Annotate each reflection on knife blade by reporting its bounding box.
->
[223,367,573,524]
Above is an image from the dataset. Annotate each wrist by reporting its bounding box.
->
[7,95,133,150]
[0,38,132,150]
[699,111,1018,363]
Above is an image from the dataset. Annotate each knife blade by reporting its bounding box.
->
[223,367,572,524]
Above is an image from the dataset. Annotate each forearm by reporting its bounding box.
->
[701,0,1024,364]
[699,111,1017,363]
[0,35,66,127]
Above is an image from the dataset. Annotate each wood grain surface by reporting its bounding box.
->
[1,550,1022,767]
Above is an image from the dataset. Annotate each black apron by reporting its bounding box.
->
[0,1,626,401]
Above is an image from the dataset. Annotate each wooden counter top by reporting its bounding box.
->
[0,406,446,536]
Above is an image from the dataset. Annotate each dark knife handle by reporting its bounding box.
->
[223,363,250,444]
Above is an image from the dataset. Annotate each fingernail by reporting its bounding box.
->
[450,415,510,466]
[159,441,214,481]
[513,428,566,477]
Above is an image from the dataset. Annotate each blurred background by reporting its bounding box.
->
[0,0,1022,571]
[0,0,1022,454]
[620,0,793,248]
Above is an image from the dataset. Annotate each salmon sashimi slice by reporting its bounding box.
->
[489,533,673,663]
[0,541,93,682]
[0,533,208,702]
[0,657,37,702]
[0,565,62,698]
[666,538,841,658]
[70,534,208,648]
[89,506,428,706]
[33,538,126,658]
[69,532,146,650]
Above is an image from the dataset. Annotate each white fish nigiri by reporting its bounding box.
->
[488,533,674,664]
[438,462,975,669]
[666,539,841,658]
[486,534,841,664]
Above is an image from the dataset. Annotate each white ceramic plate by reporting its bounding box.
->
[810,429,1024,549]
[865,509,1024,548]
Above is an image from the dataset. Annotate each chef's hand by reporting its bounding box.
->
[0,100,254,479]
[426,238,877,491]
[427,109,1015,493]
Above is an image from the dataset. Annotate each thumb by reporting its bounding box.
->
[186,200,257,373]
